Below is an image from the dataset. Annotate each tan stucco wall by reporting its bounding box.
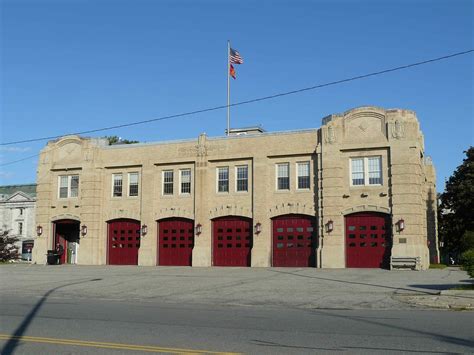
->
[32,106,437,269]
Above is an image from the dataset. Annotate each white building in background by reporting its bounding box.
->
[0,184,37,260]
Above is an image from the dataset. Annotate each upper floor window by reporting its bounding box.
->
[297,162,310,189]
[113,174,123,197]
[18,222,23,235]
[58,175,79,198]
[129,172,139,196]
[217,167,229,192]
[163,170,174,195]
[236,165,248,192]
[351,156,382,186]
[180,169,191,194]
[277,163,290,190]
[19,208,23,216]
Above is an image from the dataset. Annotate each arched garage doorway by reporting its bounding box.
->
[213,216,252,267]
[157,218,194,266]
[54,219,80,264]
[272,214,317,267]
[345,212,391,268]
[107,219,141,265]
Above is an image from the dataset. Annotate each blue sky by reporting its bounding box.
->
[1,0,473,191]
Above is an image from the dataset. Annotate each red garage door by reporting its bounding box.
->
[158,218,194,266]
[108,219,140,265]
[213,216,252,267]
[345,213,391,268]
[272,215,317,267]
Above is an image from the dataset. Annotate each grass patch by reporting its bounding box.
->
[429,263,447,269]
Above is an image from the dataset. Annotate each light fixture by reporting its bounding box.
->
[195,223,202,235]
[325,220,334,233]
[439,241,444,248]
[254,222,262,234]
[81,225,88,236]
[36,225,43,236]
[397,219,405,232]
[141,224,148,236]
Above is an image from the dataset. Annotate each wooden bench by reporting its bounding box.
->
[390,256,421,270]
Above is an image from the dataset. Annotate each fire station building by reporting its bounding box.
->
[32,106,438,269]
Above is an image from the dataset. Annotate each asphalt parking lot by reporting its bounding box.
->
[2,264,472,310]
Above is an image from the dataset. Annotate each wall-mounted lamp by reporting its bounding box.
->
[81,225,88,236]
[36,225,43,236]
[141,224,148,236]
[397,219,405,232]
[254,222,262,234]
[325,220,334,233]
[439,241,444,248]
[195,223,202,235]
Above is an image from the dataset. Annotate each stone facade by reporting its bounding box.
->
[32,106,438,269]
[0,184,37,259]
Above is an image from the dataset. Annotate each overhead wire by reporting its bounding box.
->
[0,48,473,168]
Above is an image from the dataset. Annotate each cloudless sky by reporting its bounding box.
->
[1,0,473,191]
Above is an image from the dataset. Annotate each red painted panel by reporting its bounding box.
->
[272,215,317,267]
[213,217,252,267]
[108,219,140,265]
[158,218,194,266]
[345,213,391,268]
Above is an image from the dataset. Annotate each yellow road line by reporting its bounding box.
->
[0,334,240,354]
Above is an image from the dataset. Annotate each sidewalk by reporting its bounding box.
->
[1,264,472,311]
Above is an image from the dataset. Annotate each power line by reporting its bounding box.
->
[0,48,472,160]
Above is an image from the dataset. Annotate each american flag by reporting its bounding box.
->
[229,48,244,64]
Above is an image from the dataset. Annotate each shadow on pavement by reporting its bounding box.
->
[1,278,102,355]
[268,269,472,298]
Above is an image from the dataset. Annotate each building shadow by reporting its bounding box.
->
[1,278,102,355]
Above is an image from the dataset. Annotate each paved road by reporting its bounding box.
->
[1,295,473,354]
[1,265,473,354]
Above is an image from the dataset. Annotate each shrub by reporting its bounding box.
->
[0,230,20,262]
[460,249,474,278]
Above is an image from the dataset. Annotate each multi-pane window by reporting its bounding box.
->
[163,170,174,195]
[18,222,23,235]
[58,175,79,198]
[59,176,69,198]
[277,163,290,190]
[129,172,139,196]
[113,174,123,197]
[351,156,382,186]
[217,167,229,192]
[297,162,310,189]
[180,169,191,194]
[351,158,365,186]
[236,165,248,192]
[368,157,382,185]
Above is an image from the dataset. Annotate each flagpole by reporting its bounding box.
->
[227,40,230,136]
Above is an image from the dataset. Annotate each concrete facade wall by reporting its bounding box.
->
[32,106,438,269]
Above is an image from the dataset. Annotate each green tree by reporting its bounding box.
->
[104,136,139,145]
[0,230,20,262]
[438,147,474,259]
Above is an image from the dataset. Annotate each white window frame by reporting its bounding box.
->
[18,222,23,235]
[179,169,192,195]
[112,173,123,197]
[162,170,174,196]
[296,161,310,190]
[350,156,382,186]
[276,163,290,191]
[58,175,80,199]
[216,167,229,193]
[235,165,248,192]
[128,172,139,197]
